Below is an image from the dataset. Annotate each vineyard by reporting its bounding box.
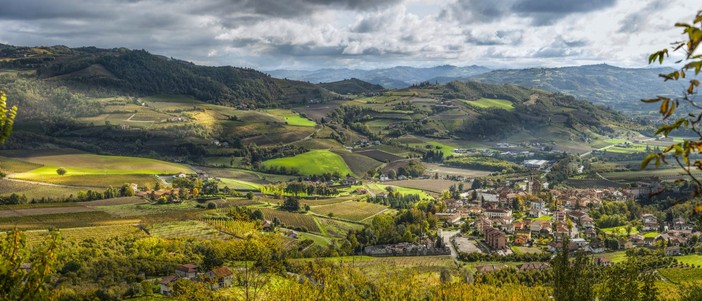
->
[202,218,259,237]
[148,220,226,240]
[23,224,143,245]
[258,208,320,232]
[311,201,387,222]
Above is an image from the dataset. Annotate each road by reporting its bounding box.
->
[440,229,460,265]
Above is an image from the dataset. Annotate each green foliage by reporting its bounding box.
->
[0,90,17,144]
[56,167,67,176]
[641,10,702,196]
[444,156,524,172]
[0,229,61,301]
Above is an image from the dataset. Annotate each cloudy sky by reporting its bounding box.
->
[0,0,696,70]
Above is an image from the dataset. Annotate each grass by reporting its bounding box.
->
[411,141,456,157]
[366,183,434,200]
[315,217,364,238]
[600,251,628,264]
[0,156,42,174]
[465,98,515,110]
[265,109,316,127]
[643,231,660,238]
[219,178,262,190]
[332,150,383,177]
[600,225,639,236]
[532,215,552,222]
[10,174,157,189]
[1,152,191,174]
[311,201,388,222]
[658,268,702,284]
[262,150,355,176]
[676,255,702,267]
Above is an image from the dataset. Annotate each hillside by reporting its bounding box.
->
[269,65,491,88]
[318,78,384,94]
[468,64,679,109]
[0,44,333,105]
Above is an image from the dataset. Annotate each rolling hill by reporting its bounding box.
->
[269,65,491,88]
[0,44,333,105]
[318,78,385,95]
[467,64,679,109]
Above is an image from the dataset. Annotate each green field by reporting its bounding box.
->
[219,178,262,190]
[262,150,355,176]
[600,226,639,236]
[658,268,702,284]
[676,255,702,267]
[366,183,434,200]
[465,98,514,110]
[265,109,316,127]
[4,153,191,175]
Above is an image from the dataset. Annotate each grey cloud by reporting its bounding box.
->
[445,0,617,25]
[465,30,523,46]
[199,0,402,19]
[532,35,588,58]
[617,0,668,33]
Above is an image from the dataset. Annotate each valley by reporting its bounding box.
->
[0,43,701,300]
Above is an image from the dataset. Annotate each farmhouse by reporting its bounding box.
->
[175,263,198,279]
[205,267,233,290]
[523,159,548,170]
[160,275,179,296]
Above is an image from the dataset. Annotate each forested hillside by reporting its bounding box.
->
[0,44,333,105]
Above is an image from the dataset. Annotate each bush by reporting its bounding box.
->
[207,202,217,209]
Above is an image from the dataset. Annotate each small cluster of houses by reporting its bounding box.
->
[363,240,451,257]
[433,180,699,256]
[159,264,233,296]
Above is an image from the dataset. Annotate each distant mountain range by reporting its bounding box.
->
[268,65,491,88]
[270,64,682,108]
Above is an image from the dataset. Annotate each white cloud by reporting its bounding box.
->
[0,0,696,69]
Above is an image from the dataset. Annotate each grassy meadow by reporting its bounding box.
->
[262,149,355,176]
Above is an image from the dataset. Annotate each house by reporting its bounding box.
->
[205,267,233,290]
[594,257,612,266]
[435,213,462,225]
[672,217,689,230]
[517,262,549,271]
[160,275,179,295]
[345,176,359,185]
[572,238,589,248]
[484,226,507,250]
[379,174,390,181]
[175,264,198,279]
[513,234,530,246]
[475,264,508,273]
[262,219,273,231]
[483,208,512,219]
[587,241,604,253]
[665,246,682,256]
[641,214,659,231]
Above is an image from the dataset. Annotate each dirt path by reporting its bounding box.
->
[125,113,155,123]
[358,208,390,223]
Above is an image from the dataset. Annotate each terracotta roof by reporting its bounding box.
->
[160,275,179,285]
[176,263,198,273]
[209,267,233,278]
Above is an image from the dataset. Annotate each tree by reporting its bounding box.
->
[642,11,702,198]
[0,229,61,301]
[0,91,17,144]
[282,197,300,211]
[56,167,67,176]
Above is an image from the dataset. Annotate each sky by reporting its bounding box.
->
[0,0,697,70]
